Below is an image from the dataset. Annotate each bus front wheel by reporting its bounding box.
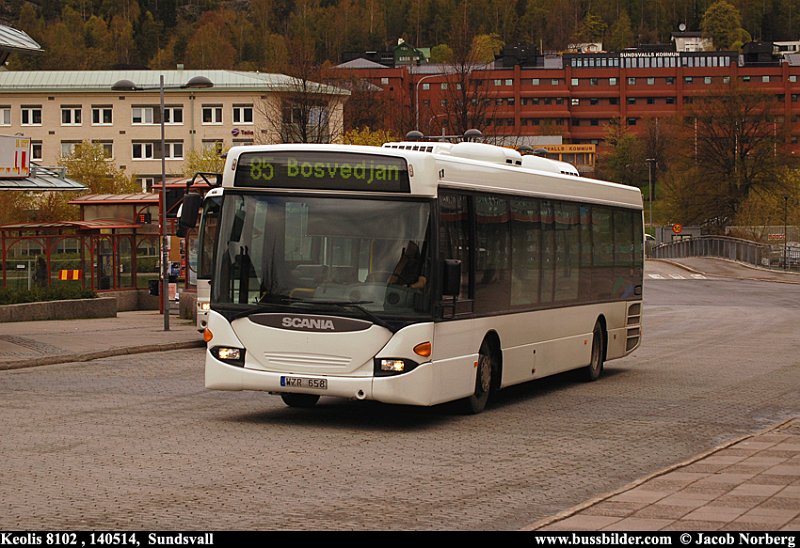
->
[583,321,605,382]
[463,340,495,414]
[280,393,320,408]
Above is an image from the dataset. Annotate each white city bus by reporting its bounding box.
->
[185,139,643,413]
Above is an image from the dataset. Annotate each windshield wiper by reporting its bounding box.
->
[298,299,396,333]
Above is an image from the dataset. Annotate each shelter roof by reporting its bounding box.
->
[68,193,157,205]
[0,165,87,191]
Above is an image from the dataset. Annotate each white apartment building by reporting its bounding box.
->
[0,69,348,191]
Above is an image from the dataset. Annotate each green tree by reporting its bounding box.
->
[60,141,138,194]
[337,127,397,146]
[183,147,228,177]
[701,0,744,50]
[571,13,607,44]
[606,10,633,52]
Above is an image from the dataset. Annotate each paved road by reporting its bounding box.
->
[1,269,799,530]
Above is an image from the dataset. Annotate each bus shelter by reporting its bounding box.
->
[0,219,161,293]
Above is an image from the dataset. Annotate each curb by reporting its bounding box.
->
[1,340,206,371]
[521,417,797,531]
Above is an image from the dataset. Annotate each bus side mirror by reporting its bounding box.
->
[442,259,461,297]
[177,193,203,237]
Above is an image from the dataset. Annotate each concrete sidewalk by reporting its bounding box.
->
[0,310,204,371]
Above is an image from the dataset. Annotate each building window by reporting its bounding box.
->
[666,77,675,85]
[704,77,712,84]
[132,106,155,125]
[202,105,223,124]
[742,76,751,82]
[21,106,42,126]
[232,104,253,124]
[684,76,694,84]
[422,83,430,91]
[31,141,42,161]
[92,106,113,125]
[164,106,183,124]
[590,78,598,86]
[627,97,636,105]
[571,98,580,106]
[93,140,113,159]
[381,77,389,85]
[627,77,636,85]
[571,78,579,86]
[590,98,599,105]
[647,97,655,104]
[551,79,560,86]
[531,78,540,86]
[440,83,448,90]
[666,97,676,104]
[493,79,502,86]
[590,119,599,126]
[202,140,224,154]
[627,117,637,126]
[609,77,617,86]
[609,97,619,105]
[0,106,10,126]
[505,79,512,86]
[60,141,80,157]
[132,142,155,160]
[762,76,771,83]
[165,141,184,159]
[647,77,655,85]
[60,106,82,126]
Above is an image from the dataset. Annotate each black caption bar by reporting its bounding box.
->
[0,532,797,544]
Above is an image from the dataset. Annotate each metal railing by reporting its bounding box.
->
[651,236,772,268]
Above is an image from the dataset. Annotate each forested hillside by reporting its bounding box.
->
[3,0,800,72]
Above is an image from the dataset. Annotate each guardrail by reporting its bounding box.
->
[650,236,773,268]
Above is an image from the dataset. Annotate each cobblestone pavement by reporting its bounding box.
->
[0,262,799,530]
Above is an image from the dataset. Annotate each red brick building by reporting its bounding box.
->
[336,47,800,156]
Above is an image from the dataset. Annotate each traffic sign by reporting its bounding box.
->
[672,223,683,234]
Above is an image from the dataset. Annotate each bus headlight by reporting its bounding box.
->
[199,302,210,312]
[374,358,419,377]
[211,346,246,367]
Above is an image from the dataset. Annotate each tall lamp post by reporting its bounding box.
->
[112,74,213,331]
[645,158,656,230]
[414,73,440,131]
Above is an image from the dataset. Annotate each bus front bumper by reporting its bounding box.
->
[205,356,440,407]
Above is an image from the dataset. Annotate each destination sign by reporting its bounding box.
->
[234,151,410,192]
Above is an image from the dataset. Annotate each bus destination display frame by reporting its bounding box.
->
[234,151,411,192]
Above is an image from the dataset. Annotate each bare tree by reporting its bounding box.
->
[257,24,349,143]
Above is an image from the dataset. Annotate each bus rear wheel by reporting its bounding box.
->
[280,393,320,408]
[583,321,605,382]
[463,340,495,414]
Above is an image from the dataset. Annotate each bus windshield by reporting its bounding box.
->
[212,193,433,321]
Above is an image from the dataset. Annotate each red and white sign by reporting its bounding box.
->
[0,135,31,179]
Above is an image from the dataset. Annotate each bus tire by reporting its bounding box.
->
[583,321,605,382]
[463,340,496,414]
[280,393,320,408]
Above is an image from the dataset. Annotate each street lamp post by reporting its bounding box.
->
[784,195,789,270]
[414,73,440,131]
[112,74,213,331]
[645,158,656,230]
